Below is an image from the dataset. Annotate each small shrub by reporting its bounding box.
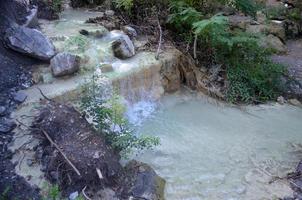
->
[114,0,134,12]
[65,35,89,53]
[80,74,159,157]
[52,0,62,13]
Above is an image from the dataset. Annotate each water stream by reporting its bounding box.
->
[129,91,302,200]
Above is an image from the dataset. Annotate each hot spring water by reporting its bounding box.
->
[127,92,302,200]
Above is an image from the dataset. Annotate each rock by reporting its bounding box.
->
[0,118,16,133]
[50,52,80,77]
[26,159,34,167]
[122,26,138,38]
[256,11,266,24]
[13,91,27,103]
[277,96,286,104]
[268,20,286,41]
[121,160,165,200]
[228,15,253,30]
[105,10,115,17]
[288,98,301,106]
[79,26,109,38]
[260,34,287,53]
[111,31,135,59]
[97,188,119,200]
[68,191,79,200]
[246,24,268,35]
[4,26,55,61]
[24,6,38,28]
[0,106,6,116]
[100,63,114,73]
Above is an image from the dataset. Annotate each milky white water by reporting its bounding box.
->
[129,91,302,200]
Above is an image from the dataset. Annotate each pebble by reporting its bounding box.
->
[26,159,34,166]
[0,106,6,116]
[13,91,27,103]
[69,191,79,200]
[277,96,285,104]
[105,10,115,17]
[0,119,16,133]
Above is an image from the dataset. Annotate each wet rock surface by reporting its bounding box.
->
[272,39,302,99]
[4,26,56,61]
[111,31,136,59]
[50,52,80,77]
[120,160,166,200]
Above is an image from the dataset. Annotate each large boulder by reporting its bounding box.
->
[111,30,135,59]
[4,26,55,61]
[120,160,166,200]
[260,34,287,53]
[50,52,80,77]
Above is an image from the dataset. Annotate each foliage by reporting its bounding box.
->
[167,0,202,32]
[114,0,134,12]
[232,0,261,17]
[52,0,62,13]
[65,35,89,53]
[80,74,159,157]
[42,184,84,200]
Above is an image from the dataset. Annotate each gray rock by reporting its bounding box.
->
[26,159,34,166]
[13,91,27,103]
[24,6,38,28]
[50,52,80,77]
[0,119,16,133]
[0,106,6,116]
[122,26,137,38]
[111,31,135,59]
[100,63,114,73]
[121,160,165,200]
[260,34,287,54]
[277,96,286,104]
[256,11,266,24]
[5,26,55,61]
[288,99,301,106]
[105,10,115,17]
[68,191,78,200]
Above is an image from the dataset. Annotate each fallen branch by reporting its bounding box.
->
[82,186,92,200]
[193,34,197,59]
[155,18,162,60]
[37,87,52,101]
[96,168,103,180]
[41,130,81,176]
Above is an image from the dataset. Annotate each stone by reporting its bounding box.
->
[121,160,165,200]
[13,91,27,103]
[260,34,287,54]
[100,63,114,73]
[246,24,268,35]
[277,96,286,104]
[50,52,80,77]
[256,11,266,24]
[268,20,286,41]
[105,10,115,17]
[68,191,78,200]
[288,99,301,106]
[0,106,6,116]
[121,25,138,38]
[4,26,55,61]
[26,159,34,166]
[111,31,135,59]
[228,15,253,30]
[24,6,38,28]
[0,119,16,133]
[79,26,109,38]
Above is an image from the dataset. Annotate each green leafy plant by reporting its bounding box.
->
[80,74,159,157]
[52,0,62,13]
[114,0,134,12]
[65,35,89,53]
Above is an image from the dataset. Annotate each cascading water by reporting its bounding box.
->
[34,8,302,200]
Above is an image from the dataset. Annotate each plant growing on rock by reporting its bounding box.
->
[80,74,159,157]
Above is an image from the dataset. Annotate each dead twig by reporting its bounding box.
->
[37,87,52,101]
[96,168,103,180]
[41,130,81,176]
[155,17,162,60]
[193,34,197,59]
[82,186,92,200]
